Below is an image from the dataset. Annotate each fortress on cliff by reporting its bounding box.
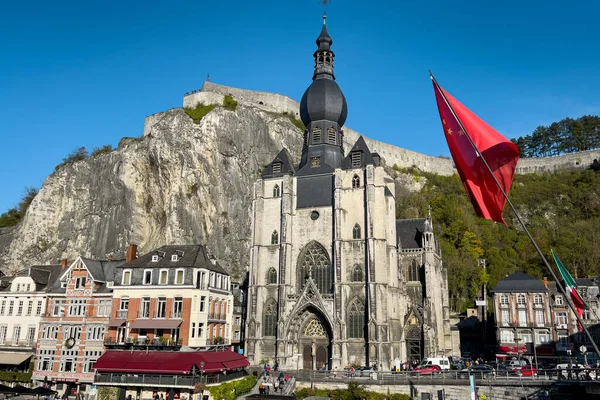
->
[143,81,600,177]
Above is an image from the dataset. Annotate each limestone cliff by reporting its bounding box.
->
[0,104,303,276]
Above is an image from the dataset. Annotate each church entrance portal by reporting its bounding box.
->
[297,312,331,370]
[406,325,423,363]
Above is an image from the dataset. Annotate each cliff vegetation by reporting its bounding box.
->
[395,166,600,312]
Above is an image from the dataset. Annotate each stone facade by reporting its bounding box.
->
[244,15,453,371]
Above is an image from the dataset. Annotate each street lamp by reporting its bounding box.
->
[200,361,205,384]
[515,337,522,363]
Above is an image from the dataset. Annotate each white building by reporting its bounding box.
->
[0,264,61,370]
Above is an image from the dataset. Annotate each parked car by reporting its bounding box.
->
[517,365,537,377]
[419,357,451,371]
[413,365,441,375]
[357,366,375,377]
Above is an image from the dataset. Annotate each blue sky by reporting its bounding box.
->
[1,0,599,212]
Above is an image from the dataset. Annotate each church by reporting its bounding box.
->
[244,13,453,371]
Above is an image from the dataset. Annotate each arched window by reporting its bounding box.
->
[298,241,332,294]
[517,294,526,307]
[348,298,365,338]
[273,184,280,197]
[271,231,279,245]
[267,268,277,284]
[263,300,277,337]
[351,265,363,282]
[352,224,361,239]
[352,174,360,189]
[408,259,419,282]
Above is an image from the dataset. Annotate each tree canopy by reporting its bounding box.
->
[511,115,600,157]
[395,166,600,312]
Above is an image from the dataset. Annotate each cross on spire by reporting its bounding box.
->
[320,0,331,16]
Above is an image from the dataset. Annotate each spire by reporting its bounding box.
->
[312,8,335,80]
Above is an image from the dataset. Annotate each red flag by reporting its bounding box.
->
[432,79,520,225]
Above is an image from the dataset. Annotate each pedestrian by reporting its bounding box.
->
[274,380,279,393]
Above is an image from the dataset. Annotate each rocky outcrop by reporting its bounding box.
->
[0,105,304,277]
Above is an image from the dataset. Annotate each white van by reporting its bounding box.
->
[419,357,451,370]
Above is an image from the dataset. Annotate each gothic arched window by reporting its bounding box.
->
[352,174,360,189]
[298,241,332,294]
[267,268,277,285]
[352,224,361,240]
[273,184,280,198]
[408,259,419,282]
[271,231,279,245]
[351,265,363,282]
[263,300,277,337]
[347,298,365,338]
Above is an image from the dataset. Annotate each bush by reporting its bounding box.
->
[0,187,38,228]
[184,103,217,124]
[91,144,113,157]
[55,146,89,171]
[208,375,256,400]
[223,95,238,111]
[98,387,120,400]
[296,382,410,400]
[0,363,33,382]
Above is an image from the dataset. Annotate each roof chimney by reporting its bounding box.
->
[61,259,69,270]
[543,277,548,289]
[126,244,138,263]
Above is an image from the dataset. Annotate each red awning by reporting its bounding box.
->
[223,359,249,370]
[129,319,183,329]
[94,350,249,375]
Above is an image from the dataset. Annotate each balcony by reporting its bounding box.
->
[208,313,226,321]
[534,303,544,309]
[103,337,181,350]
[172,311,182,319]
[138,310,150,319]
[116,310,128,319]
[556,323,568,330]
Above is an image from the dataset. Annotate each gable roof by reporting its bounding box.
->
[396,218,426,249]
[60,257,125,283]
[122,244,229,275]
[262,148,296,178]
[341,136,376,170]
[492,272,548,293]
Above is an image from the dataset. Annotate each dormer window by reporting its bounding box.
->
[312,127,322,144]
[171,254,179,262]
[122,270,131,285]
[351,151,362,168]
[310,156,321,167]
[152,255,159,262]
[272,162,282,173]
[143,270,152,285]
[327,127,336,144]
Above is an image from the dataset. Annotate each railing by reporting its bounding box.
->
[153,311,167,319]
[172,311,182,319]
[138,310,150,318]
[292,368,600,383]
[208,313,226,321]
[103,337,182,348]
[116,310,128,319]
[95,370,247,387]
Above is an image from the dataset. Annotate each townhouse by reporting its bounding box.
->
[31,257,125,397]
[0,265,61,373]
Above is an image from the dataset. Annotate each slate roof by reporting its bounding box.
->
[2,265,62,292]
[396,218,427,249]
[123,244,229,275]
[492,272,548,293]
[341,136,376,170]
[50,258,125,294]
[261,148,296,178]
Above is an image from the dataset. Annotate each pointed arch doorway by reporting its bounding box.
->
[293,308,332,370]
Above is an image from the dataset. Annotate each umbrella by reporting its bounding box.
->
[0,384,14,393]
[12,385,34,394]
[31,386,57,395]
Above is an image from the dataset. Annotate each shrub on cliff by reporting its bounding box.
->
[223,95,238,111]
[90,144,113,157]
[184,103,217,124]
[55,146,89,171]
[0,187,38,228]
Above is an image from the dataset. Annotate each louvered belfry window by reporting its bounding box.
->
[327,126,336,144]
[351,151,362,168]
[312,127,322,144]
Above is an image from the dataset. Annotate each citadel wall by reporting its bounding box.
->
[173,82,600,176]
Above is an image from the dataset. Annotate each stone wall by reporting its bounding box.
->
[297,379,553,400]
[179,82,600,177]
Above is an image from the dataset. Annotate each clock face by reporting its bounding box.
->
[65,337,76,349]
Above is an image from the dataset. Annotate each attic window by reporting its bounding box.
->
[310,156,321,168]
[171,254,179,262]
[152,255,159,262]
[272,162,282,173]
[327,127,336,144]
[351,151,362,168]
[312,127,322,144]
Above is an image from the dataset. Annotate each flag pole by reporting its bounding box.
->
[429,71,600,358]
